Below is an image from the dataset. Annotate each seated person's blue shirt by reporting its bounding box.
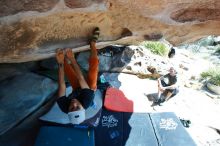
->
[57,88,95,113]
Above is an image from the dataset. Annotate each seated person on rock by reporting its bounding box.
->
[55,27,100,124]
[156,67,179,103]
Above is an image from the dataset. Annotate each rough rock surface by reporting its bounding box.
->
[1,0,220,62]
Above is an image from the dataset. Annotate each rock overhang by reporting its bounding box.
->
[1,0,220,63]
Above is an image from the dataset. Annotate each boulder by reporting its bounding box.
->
[1,0,220,62]
[0,72,58,135]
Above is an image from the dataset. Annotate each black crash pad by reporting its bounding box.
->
[95,109,158,146]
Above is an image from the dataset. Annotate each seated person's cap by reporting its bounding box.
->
[67,109,86,124]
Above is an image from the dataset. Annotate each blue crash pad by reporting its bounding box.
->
[34,126,94,146]
[150,112,196,146]
[95,109,158,146]
[123,113,158,145]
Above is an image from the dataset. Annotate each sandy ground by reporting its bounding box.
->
[103,72,220,146]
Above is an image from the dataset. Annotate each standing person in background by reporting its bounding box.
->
[168,47,175,58]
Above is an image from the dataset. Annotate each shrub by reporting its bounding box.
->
[141,41,168,56]
[209,75,220,86]
[201,68,220,86]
